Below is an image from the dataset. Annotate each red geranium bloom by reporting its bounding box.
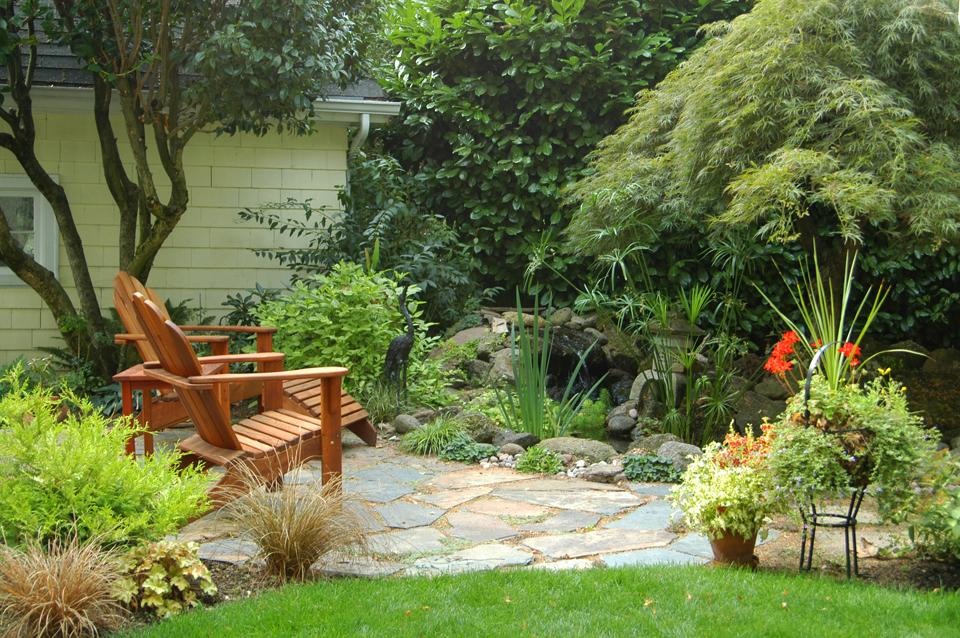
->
[838,342,862,367]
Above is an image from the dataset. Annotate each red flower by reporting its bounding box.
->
[764,355,794,375]
[765,331,801,377]
[838,342,862,367]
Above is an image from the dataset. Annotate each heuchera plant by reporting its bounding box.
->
[672,425,783,541]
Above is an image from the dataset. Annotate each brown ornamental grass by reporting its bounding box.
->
[0,538,125,638]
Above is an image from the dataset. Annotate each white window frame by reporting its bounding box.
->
[0,174,59,287]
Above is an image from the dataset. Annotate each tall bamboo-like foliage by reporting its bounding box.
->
[567,0,960,257]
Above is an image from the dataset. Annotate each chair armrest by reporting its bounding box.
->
[189,367,348,385]
[178,325,277,334]
[143,367,213,390]
[115,333,229,346]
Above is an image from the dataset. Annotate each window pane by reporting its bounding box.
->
[0,196,35,267]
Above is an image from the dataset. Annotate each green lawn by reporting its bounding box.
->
[120,566,960,637]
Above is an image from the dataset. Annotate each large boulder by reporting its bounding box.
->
[877,340,928,371]
[549,308,573,325]
[393,414,422,435]
[631,432,680,451]
[454,412,500,444]
[549,326,609,384]
[754,376,791,401]
[733,391,786,433]
[604,346,639,376]
[493,429,540,449]
[656,441,703,472]
[581,463,625,484]
[502,311,538,327]
[923,348,960,375]
[488,348,515,384]
[539,437,617,463]
[462,359,493,383]
[605,414,637,438]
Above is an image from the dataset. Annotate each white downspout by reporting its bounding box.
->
[345,112,371,204]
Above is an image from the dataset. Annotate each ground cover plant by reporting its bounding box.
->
[118,565,959,638]
[116,541,217,619]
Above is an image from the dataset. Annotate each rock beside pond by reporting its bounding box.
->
[488,349,515,383]
[580,462,625,484]
[539,437,617,463]
[631,433,680,452]
[754,377,790,400]
[499,443,525,456]
[462,359,493,383]
[733,391,785,433]
[493,429,540,450]
[502,311,538,327]
[880,340,928,370]
[923,348,960,375]
[549,308,573,325]
[605,414,637,438]
[657,441,703,472]
[393,414,422,435]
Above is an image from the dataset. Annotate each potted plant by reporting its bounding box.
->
[672,425,782,566]
[769,372,938,524]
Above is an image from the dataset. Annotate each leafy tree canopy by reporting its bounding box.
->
[379,0,752,296]
[566,0,960,257]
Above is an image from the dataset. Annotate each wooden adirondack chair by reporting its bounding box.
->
[131,292,347,505]
[113,272,376,453]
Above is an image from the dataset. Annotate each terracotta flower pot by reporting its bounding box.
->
[709,531,758,567]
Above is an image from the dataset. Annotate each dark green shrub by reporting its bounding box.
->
[623,455,682,483]
[438,433,497,464]
[0,373,209,546]
[380,0,753,298]
[516,446,564,475]
[254,262,454,403]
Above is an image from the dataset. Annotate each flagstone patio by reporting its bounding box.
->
[167,430,899,578]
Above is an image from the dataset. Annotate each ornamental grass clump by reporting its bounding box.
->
[0,538,125,638]
[769,373,938,522]
[672,425,782,542]
[224,468,367,583]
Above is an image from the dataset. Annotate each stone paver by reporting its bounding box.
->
[446,511,519,542]
[522,529,675,559]
[415,486,492,509]
[465,496,551,517]
[604,500,679,531]
[412,543,534,575]
[375,501,445,529]
[198,539,260,563]
[519,510,600,533]
[670,533,713,558]
[346,479,415,503]
[601,548,709,567]
[315,555,406,578]
[494,488,650,515]
[426,467,533,489]
[526,559,594,571]
[629,483,675,497]
[368,527,448,555]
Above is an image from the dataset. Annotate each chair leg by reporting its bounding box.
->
[320,377,343,488]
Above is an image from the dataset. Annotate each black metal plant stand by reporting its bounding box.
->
[796,342,867,579]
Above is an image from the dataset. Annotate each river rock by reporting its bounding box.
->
[493,429,540,449]
[488,348,515,383]
[656,441,703,472]
[450,326,490,345]
[581,463,625,484]
[605,414,637,438]
[502,311,538,327]
[733,391,785,433]
[499,443,525,456]
[631,433,680,452]
[393,414,422,435]
[754,377,790,400]
[567,313,597,330]
[549,308,573,325]
[609,375,635,406]
[539,437,617,463]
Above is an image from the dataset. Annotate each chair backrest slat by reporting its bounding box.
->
[132,293,242,451]
[114,272,174,362]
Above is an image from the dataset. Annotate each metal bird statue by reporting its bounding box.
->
[384,285,415,405]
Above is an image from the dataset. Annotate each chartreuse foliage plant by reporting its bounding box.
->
[116,541,216,618]
[382,0,752,294]
[770,374,938,523]
[673,427,782,540]
[254,262,453,404]
[568,0,960,258]
[400,417,465,456]
[0,371,208,547]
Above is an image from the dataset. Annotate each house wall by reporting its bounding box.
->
[0,110,349,365]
